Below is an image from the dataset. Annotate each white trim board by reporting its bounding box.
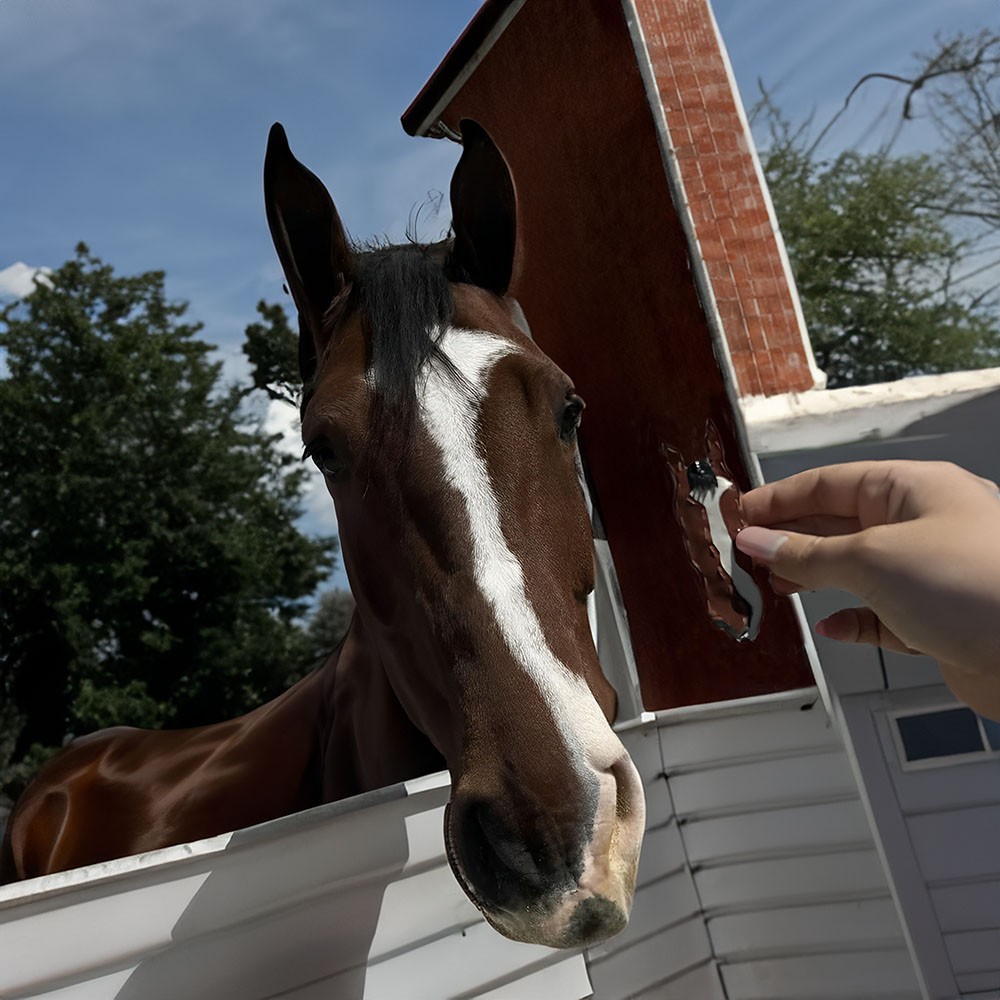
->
[743,367,1000,456]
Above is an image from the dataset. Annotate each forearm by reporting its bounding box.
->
[938,660,1000,723]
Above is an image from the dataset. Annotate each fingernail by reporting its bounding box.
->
[735,526,788,562]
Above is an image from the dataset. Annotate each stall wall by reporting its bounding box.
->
[660,693,921,999]
[403,0,814,710]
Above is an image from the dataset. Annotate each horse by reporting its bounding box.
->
[0,119,645,949]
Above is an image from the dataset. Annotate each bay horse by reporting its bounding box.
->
[0,120,645,949]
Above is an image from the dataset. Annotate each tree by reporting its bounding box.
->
[243,299,302,408]
[0,245,335,797]
[307,588,356,659]
[841,29,1000,234]
[757,99,1000,386]
[242,304,358,659]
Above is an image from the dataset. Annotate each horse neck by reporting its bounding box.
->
[319,610,445,802]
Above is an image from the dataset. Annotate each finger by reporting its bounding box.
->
[975,474,1000,496]
[768,573,803,596]
[815,607,920,655]
[740,463,890,526]
[768,514,861,538]
[735,525,858,592]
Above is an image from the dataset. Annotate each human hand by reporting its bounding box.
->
[736,460,1000,717]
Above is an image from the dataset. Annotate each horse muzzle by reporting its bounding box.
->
[445,750,645,949]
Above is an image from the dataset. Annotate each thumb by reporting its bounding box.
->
[736,525,856,592]
[817,607,919,655]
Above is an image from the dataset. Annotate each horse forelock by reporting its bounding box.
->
[308,240,488,464]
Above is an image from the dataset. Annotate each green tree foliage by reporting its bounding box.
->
[243,299,302,408]
[0,245,335,796]
[758,100,1000,387]
[307,588,356,659]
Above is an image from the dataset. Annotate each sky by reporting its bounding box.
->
[2,0,998,587]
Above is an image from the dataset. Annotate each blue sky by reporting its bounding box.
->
[2,0,997,586]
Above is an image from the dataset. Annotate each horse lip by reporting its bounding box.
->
[441,786,640,949]
[442,799,481,912]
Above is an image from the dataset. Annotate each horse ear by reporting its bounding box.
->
[449,119,517,295]
[264,123,354,384]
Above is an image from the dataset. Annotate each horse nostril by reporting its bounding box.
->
[454,800,548,909]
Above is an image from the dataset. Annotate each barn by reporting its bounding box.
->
[2,1,998,997]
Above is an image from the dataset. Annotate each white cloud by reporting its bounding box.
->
[0,262,52,299]
[264,397,304,459]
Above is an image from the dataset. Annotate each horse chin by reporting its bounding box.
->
[480,883,634,950]
[444,835,638,949]
[442,755,645,949]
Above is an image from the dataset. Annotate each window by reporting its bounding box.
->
[979,714,1000,752]
[892,706,1000,770]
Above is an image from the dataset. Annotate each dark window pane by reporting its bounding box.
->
[896,708,983,762]
[980,715,1000,752]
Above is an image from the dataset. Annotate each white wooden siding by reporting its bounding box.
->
[659,693,922,1000]
[0,777,594,1000]
[695,848,892,911]
[720,950,922,1000]
[4,694,942,1000]
[584,725,725,1000]
[859,686,1000,997]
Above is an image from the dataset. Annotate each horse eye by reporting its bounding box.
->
[303,441,347,480]
[559,393,585,442]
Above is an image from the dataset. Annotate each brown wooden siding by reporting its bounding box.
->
[403,0,814,709]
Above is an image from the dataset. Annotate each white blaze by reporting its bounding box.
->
[419,327,623,773]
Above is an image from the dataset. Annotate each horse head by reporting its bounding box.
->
[263,120,645,949]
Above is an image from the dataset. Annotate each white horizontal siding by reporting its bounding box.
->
[617,868,702,942]
[622,722,673,831]
[3,696,944,1000]
[890,755,1000,814]
[720,948,922,1000]
[475,955,596,999]
[0,778,594,1000]
[632,821,686,885]
[908,803,1000,883]
[625,961,724,1000]
[587,914,716,999]
[957,970,1000,996]
[668,748,858,816]
[287,944,594,1000]
[931,878,1000,932]
[365,863,478,958]
[695,848,891,911]
[681,799,875,865]
[708,898,907,958]
[906,804,1000,992]
[362,920,591,1000]
[855,689,1000,995]
[660,701,839,769]
[659,697,921,1000]
[944,928,1000,976]
[585,725,724,1000]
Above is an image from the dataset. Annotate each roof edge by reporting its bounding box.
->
[401,0,524,138]
[742,367,1000,455]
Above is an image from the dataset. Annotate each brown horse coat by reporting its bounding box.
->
[1,121,645,949]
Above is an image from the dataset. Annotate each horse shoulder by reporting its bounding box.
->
[1,727,142,882]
